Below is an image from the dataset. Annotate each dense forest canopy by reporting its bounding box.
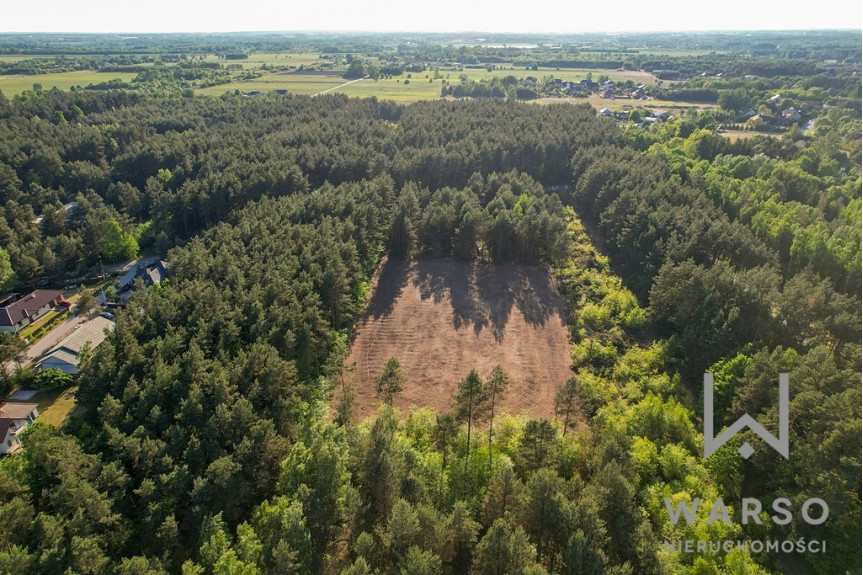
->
[0,30,858,575]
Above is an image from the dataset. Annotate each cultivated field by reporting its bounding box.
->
[344,258,574,420]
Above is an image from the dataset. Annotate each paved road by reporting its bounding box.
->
[3,255,158,373]
[314,75,369,96]
[4,313,91,373]
[24,314,88,362]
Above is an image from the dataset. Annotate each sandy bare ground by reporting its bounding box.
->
[343,257,574,420]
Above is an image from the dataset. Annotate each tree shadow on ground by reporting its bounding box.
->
[411,258,566,343]
[367,257,410,320]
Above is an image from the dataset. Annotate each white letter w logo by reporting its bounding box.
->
[703,373,789,460]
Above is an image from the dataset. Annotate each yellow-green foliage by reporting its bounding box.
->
[555,208,645,374]
[552,209,766,574]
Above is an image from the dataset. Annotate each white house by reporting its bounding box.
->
[0,402,39,455]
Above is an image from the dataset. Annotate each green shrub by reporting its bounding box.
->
[34,368,73,390]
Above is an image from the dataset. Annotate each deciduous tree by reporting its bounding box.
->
[374,357,406,406]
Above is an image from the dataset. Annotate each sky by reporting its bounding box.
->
[2,0,862,34]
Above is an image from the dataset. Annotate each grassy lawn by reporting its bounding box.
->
[0,71,137,96]
[33,385,84,430]
[17,309,70,343]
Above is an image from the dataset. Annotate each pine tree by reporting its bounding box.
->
[454,369,488,497]
[554,377,580,436]
[485,365,510,475]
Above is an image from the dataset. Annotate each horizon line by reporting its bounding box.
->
[1,28,861,36]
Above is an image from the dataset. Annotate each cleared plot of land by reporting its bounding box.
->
[345,258,573,420]
[0,71,137,96]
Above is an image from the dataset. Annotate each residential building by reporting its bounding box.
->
[0,290,64,334]
[0,402,39,455]
[37,316,115,375]
[137,260,169,287]
[118,260,169,290]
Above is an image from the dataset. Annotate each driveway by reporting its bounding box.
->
[5,313,89,371]
[107,255,160,276]
[111,256,160,289]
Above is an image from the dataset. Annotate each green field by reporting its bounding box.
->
[0,55,55,63]
[202,51,332,70]
[196,64,659,103]
[583,93,715,112]
[634,48,730,56]
[449,66,657,86]
[0,50,660,103]
[0,70,137,96]
[334,76,442,101]
[196,71,345,96]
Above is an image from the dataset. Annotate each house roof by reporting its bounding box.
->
[137,261,168,286]
[48,316,114,355]
[0,290,63,327]
[0,402,38,419]
[119,260,169,288]
[40,348,79,368]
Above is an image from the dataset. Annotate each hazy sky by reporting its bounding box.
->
[3,0,862,34]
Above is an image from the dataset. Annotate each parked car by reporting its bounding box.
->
[63,284,78,290]
[99,311,115,320]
